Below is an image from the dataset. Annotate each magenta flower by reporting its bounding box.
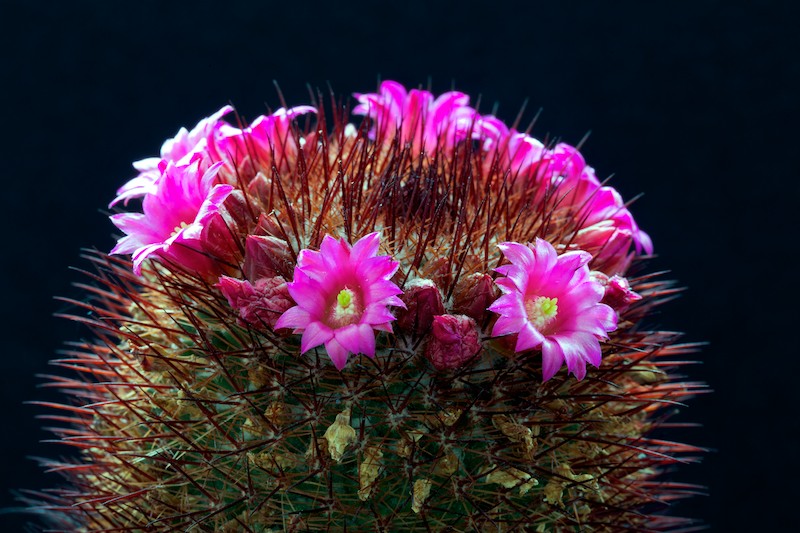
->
[488,238,617,381]
[353,80,479,154]
[211,105,316,173]
[111,105,234,207]
[274,233,405,370]
[475,115,547,179]
[110,154,234,276]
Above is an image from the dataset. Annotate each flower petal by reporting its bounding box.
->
[300,321,334,353]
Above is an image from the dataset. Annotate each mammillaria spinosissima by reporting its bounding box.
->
[26,80,705,531]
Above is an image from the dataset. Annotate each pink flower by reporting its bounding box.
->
[211,105,316,174]
[572,186,653,273]
[515,142,653,273]
[218,276,293,330]
[353,80,479,155]
[475,115,547,179]
[274,233,405,370]
[110,154,234,276]
[488,238,617,381]
[111,105,234,207]
[425,314,482,371]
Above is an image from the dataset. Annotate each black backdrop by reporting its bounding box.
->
[1,1,797,530]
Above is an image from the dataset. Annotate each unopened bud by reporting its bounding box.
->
[201,213,240,266]
[596,273,642,312]
[396,279,444,335]
[452,272,497,322]
[247,171,271,200]
[218,275,292,329]
[425,314,481,371]
[575,224,633,274]
[245,234,294,280]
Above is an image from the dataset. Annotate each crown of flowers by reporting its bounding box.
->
[109,80,652,381]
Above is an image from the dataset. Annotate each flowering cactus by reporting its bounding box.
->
[27,81,705,531]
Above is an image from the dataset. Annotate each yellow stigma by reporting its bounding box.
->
[526,296,558,330]
[337,289,353,309]
[332,288,360,324]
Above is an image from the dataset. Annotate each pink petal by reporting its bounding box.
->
[274,306,311,330]
[491,314,527,338]
[541,339,565,381]
[515,322,545,352]
[488,293,525,318]
[553,334,598,380]
[301,321,334,353]
[498,242,535,269]
[286,272,326,317]
[350,232,380,263]
[361,304,397,326]
[324,338,350,370]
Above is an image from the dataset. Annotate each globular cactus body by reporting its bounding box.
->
[28,81,705,532]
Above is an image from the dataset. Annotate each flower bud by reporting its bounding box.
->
[199,190,253,267]
[396,279,445,336]
[452,272,497,322]
[201,213,240,267]
[247,171,271,200]
[425,314,481,371]
[218,275,293,329]
[574,224,634,274]
[591,272,642,312]
[244,234,294,280]
[605,275,642,312]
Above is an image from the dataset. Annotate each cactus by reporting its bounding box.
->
[26,81,705,531]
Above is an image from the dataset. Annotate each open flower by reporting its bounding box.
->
[111,105,234,207]
[274,233,405,370]
[475,115,548,179]
[110,154,234,276]
[353,80,479,155]
[211,105,316,173]
[488,238,617,381]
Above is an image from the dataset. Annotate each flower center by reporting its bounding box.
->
[525,296,558,331]
[330,287,362,327]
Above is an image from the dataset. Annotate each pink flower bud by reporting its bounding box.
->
[452,272,497,322]
[245,235,294,281]
[425,314,481,371]
[247,172,271,200]
[200,190,252,266]
[202,214,240,267]
[594,273,642,312]
[218,275,293,329]
[396,279,445,335]
[575,224,634,274]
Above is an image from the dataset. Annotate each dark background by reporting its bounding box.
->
[1,0,797,530]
